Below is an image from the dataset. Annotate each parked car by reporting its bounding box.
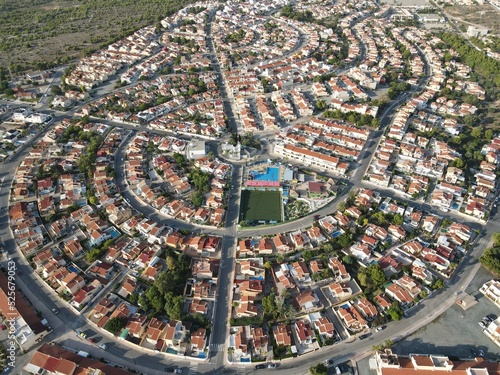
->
[255,364,266,370]
[478,321,486,329]
[99,343,108,350]
[359,333,371,340]
[268,363,277,369]
[0,325,6,330]
[51,308,59,315]
[87,338,96,344]
[479,350,485,357]
[484,315,493,323]
[375,326,384,332]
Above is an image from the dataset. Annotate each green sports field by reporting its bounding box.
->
[240,190,282,223]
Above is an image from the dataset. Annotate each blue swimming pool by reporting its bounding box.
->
[250,167,280,181]
[68,265,79,273]
[249,276,264,281]
[109,229,120,238]
[331,230,343,238]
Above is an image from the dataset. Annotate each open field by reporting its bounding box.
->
[0,0,191,72]
[445,4,500,34]
[240,190,282,223]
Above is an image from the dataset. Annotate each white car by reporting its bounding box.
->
[99,343,108,350]
[51,308,59,315]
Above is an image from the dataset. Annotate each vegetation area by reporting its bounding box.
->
[225,29,246,44]
[189,167,211,207]
[0,0,192,72]
[439,32,500,97]
[323,109,380,128]
[280,5,314,23]
[261,288,296,321]
[136,250,209,328]
[0,68,10,95]
[85,239,115,262]
[479,232,500,276]
[470,36,500,54]
[309,363,328,375]
[228,132,261,150]
[106,316,125,333]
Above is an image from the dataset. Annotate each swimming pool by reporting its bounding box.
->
[68,265,79,273]
[331,230,343,238]
[109,228,120,238]
[250,167,280,181]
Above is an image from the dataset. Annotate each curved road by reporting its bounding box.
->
[0,9,497,375]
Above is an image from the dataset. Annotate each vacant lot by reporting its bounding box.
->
[240,190,282,223]
[446,4,500,34]
[0,0,191,72]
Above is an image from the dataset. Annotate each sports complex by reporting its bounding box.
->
[239,163,286,224]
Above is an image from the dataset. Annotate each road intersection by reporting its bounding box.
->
[0,11,497,375]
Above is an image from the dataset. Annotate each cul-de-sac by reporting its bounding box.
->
[1,0,500,374]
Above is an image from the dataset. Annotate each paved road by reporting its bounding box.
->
[0,8,499,375]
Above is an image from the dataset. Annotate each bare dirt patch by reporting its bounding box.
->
[445,5,500,34]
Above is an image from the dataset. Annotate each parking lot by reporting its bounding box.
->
[390,266,500,361]
[357,266,500,374]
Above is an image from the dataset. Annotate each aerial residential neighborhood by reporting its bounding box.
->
[0,0,500,374]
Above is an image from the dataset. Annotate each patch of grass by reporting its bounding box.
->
[240,190,282,222]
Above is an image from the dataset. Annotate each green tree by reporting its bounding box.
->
[342,254,356,265]
[145,287,165,313]
[393,214,404,225]
[370,264,387,287]
[485,129,493,141]
[493,232,500,246]
[106,317,125,333]
[191,191,204,207]
[315,99,326,110]
[164,293,184,319]
[173,152,185,166]
[129,292,139,304]
[50,85,63,96]
[336,234,351,248]
[357,268,368,287]
[479,247,500,276]
[262,289,278,319]
[387,301,404,321]
[432,278,445,290]
[309,363,328,375]
[450,158,464,169]
[471,126,483,139]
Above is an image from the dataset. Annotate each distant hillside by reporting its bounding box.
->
[0,0,191,73]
